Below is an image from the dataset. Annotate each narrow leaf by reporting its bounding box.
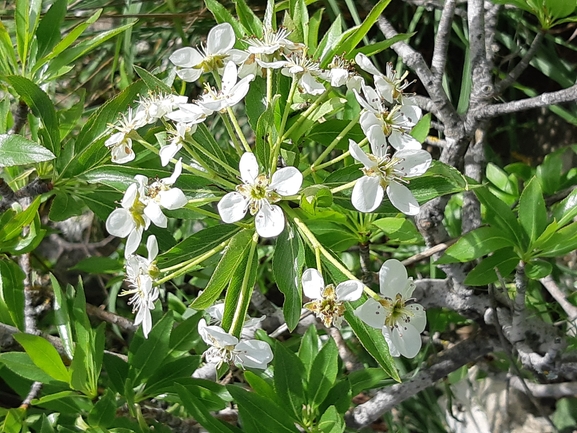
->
[14,333,69,383]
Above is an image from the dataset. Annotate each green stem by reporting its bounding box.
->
[330,179,357,194]
[314,151,351,171]
[157,240,229,283]
[229,232,259,337]
[187,137,239,176]
[280,87,331,143]
[220,113,244,156]
[302,114,360,177]
[270,78,298,174]
[226,107,252,153]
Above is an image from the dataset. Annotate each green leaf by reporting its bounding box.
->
[544,0,577,19]
[0,352,57,383]
[48,192,85,222]
[486,162,518,196]
[176,384,240,433]
[88,389,116,428]
[315,15,344,61]
[352,32,414,57]
[0,22,18,75]
[273,342,306,420]
[244,370,277,402]
[372,217,422,243]
[0,196,41,242]
[39,414,56,433]
[553,188,577,227]
[2,408,25,433]
[273,224,305,331]
[298,324,320,375]
[306,119,364,149]
[319,380,351,415]
[536,221,577,257]
[255,95,280,171]
[475,187,527,249]
[536,151,563,195]
[463,248,519,286]
[36,0,67,59]
[3,76,60,155]
[308,338,339,409]
[191,229,253,310]
[50,274,74,360]
[318,406,345,433]
[0,134,56,167]
[410,113,431,143]
[134,65,172,93]
[70,257,123,274]
[227,385,301,433]
[131,313,174,384]
[234,0,263,37]
[245,77,268,131]
[348,368,390,395]
[102,353,129,394]
[14,333,69,383]
[308,8,323,52]
[0,260,25,330]
[205,0,246,37]
[525,259,552,280]
[143,356,201,397]
[436,226,515,264]
[519,177,547,244]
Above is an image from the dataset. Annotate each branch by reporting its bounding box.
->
[467,0,493,107]
[0,178,53,213]
[494,30,545,95]
[461,132,484,233]
[86,303,138,332]
[8,100,29,135]
[540,275,577,336]
[431,0,457,80]
[510,263,527,344]
[401,239,456,267]
[475,84,577,119]
[413,279,490,318]
[345,333,494,428]
[510,376,577,399]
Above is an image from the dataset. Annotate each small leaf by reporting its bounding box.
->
[88,389,116,428]
[463,248,519,286]
[50,275,74,360]
[0,134,55,167]
[318,406,345,433]
[553,188,577,227]
[518,177,547,243]
[14,333,69,383]
[436,226,515,264]
[410,113,431,144]
[0,260,25,330]
[525,259,553,280]
[372,217,422,243]
[308,338,339,409]
[273,342,306,420]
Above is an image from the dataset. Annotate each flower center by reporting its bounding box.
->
[304,285,345,327]
[237,174,281,215]
[361,154,407,190]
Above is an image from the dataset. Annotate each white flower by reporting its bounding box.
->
[122,235,160,338]
[355,85,421,151]
[169,23,248,82]
[197,62,254,112]
[106,182,150,257]
[205,304,265,338]
[302,268,363,328]
[349,139,431,215]
[354,259,426,358]
[136,159,188,228]
[262,52,325,95]
[246,27,297,55]
[165,102,213,125]
[198,319,273,369]
[105,107,147,164]
[325,56,364,92]
[217,152,302,238]
[137,93,188,124]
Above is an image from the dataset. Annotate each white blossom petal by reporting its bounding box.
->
[159,141,182,166]
[299,72,325,95]
[406,304,426,333]
[221,62,238,93]
[355,53,381,76]
[302,268,325,300]
[145,201,168,228]
[146,235,158,262]
[379,259,409,298]
[349,139,375,169]
[352,176,383,213]
[391,323,422,358]
[386,182,420,215]
[176,68,203,83]
[207,23,235,54]
[218,192,248,223]
[159,188,187,210]
[170,47,203,67]
[239,152,259,184]
[388,129,421,150]
[394,149,432,177]
[234,340,273,369]
[382,326,400,357]
[255,204,285,238]
[270,167,303,196]
[335,280,364,302]
[106,208,135,238]
[125,226,143,257]
[354,297,386,329]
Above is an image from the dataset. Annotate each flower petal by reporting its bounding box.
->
[391,323,422,358]
[170,47,203,67]
[394,149,432,178]
[255,204,285,238]
[234,340,273,369]
[352,176,383,213]
[354,297,385,329]
[302,268,325,300]
[379,259,409,298]
[125,227,143,257]
[388,129,421,150]
[335,280,364,302]
[164,158,183,185]
[146,235,158,262]
[176,68,203,83]
[270,166,303,196]
[159,188,187,210]
[239,152,259,184]
[367,125,388,158]
[144,201,168,228]
[218,192,248,223]
[386,182,420,215]
[382,326,400,357]
[348,139,374,170]
[355,53,382,76]
[159,142,182,166]
[207,23,235,54]
[406,304,426,333]
[299,73,325,95]
[106,208,135,238]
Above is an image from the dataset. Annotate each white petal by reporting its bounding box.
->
[203,323,239,347]
[145,202,168,228]
[218,192,248,223]
[120,183,138,209]
[221,62,238,93]
[146,235,158,262]
[379,259,408,298]
[388,129,421,150]
[335,280,364,302]
[226,75,254,106]
[159,142,182,166]
[330,68,348,87]
[382,326,400,357]
[206,304,225,322]
[255,204,285,238]
[106,208,134,238]
[299,73,325,95]
[164,158,183,185]
[386,182,420,215]
[359,111,380,133]
[125,227,143,257]
[406,304,426,333]
[367,125,388,158]
[354,297,385,329]
[394,149,432,177]
[159,188,187,210]
[170,47,203,67]
[352,176,383,213]
[176,68,203,83]
[355,53,381,76]
[207,23,235,54]
[374,76,395,104]
[391,323,422,358]
[239,152,259,184]
[270,167,303,196]
[228,49,249,64]
[349,139,375,169]
[234,340,273,369]
[360,85,381,112]
[302,268,325,300]
[399,101,422,125]
[137,307,153,339]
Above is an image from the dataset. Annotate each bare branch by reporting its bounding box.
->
[510,376,577,399]
[345,333,494,429]
[475,84,577,119]
[468,0,494,106]
[8,100,29,135]
[413,279,490,318]
[511,263,527,344]
[401,239,456,267]
[540,275,577,336]
[495,30,545,95]
[431,0,457,80]
[86,303,138,332]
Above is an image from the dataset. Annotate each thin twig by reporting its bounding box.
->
[328,327,362,372]
[8,100,28,135]
[401,239,456,267]
[431,0,457,80]
[86,303,138,332]
[540,275,577,336]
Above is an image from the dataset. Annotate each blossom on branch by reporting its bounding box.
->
[105,107,147,164]
[197,62,254,112]
[217,152,302,238]
[354,259,426,358]
[349,139,431,215]
[302,268,363,328]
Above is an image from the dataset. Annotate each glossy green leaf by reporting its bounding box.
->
[0,260,25,330]
[273,224,305,331]
[36,0,67,59]
[131,312,174,383]
[50,274,74,360]
[487,163,518,196]
[191,229,252,310]
[134,65,172,93]
[348,368,390,395]
[525,259,553,279]
[0,134,56,167]
[372,217,422,243]
[0,22,17,75]
[14,333,69,383]
[308,338,339,409]
[553,188,577,227]
[234,0,263,37]
[273,342,306,420]
[318,406,345,433]
[519,177,547,244]
[353,32,414,57]
[298,324,320,375]
[536,151,562,195]
[88,389,116,428]
[244,370,278,402]
[0,352,57,383]
[463,248,519,286]
[410,113,431,143]
[142,356,201,397]
[315,15,344,61]
[48,192,84,222]
[102,353,129,394]
[437,226,515,264]
[205,0,246,38]
[536,221,577,257]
